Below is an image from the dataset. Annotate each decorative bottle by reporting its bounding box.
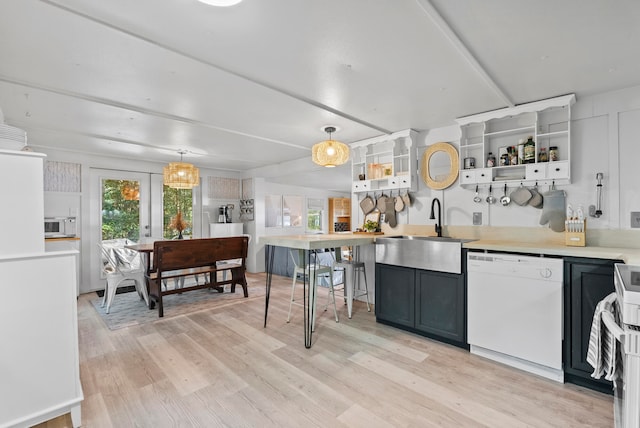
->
[517,139,525,164]
[486,152,496,167]
[523,137,536,163]
[538,147,548,162]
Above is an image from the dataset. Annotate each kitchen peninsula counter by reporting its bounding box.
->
[259,233,376,250]
[259,233,377,348]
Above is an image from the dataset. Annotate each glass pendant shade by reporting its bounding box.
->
[163,161,200,189]
[312,126,349,167]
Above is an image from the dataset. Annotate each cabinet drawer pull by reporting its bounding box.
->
[555,167,560,172]
[534,169,539,173]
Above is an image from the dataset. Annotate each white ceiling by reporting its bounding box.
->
[1,0,639,191]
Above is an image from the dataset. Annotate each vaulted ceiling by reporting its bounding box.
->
[1,0,639,191]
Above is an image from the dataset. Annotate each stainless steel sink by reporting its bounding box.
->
[384,235,474,243]
[375,235,475,274]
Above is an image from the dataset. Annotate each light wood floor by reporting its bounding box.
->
[40,272,613,427]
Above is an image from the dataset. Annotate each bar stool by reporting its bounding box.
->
[333,247,370,319]
[287,249,339,331]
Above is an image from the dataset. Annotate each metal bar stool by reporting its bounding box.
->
[287,249,338,331]
[333,246,370,318]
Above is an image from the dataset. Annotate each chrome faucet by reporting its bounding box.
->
[429,197,442,237]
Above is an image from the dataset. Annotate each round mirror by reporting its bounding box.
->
[420,142,459,190]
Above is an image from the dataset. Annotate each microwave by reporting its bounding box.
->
[44,217,77,238]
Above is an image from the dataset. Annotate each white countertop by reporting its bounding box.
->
[259,233,376,250]
[463,239,640,265]
[259,229,640,265]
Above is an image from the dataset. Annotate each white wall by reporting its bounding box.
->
[362,85,640,235]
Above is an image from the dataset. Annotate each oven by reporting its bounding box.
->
[593,264,640,427]
[44,216,77,238]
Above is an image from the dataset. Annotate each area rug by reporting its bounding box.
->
[91,279,266,330]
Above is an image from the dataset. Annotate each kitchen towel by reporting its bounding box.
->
[586,292,622,382]
[539,190,566,232]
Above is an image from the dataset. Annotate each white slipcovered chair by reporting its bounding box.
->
[99,239,149,313]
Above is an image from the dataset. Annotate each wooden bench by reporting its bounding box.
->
[146,236,249,317]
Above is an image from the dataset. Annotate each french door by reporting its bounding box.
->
[87,169,164,293]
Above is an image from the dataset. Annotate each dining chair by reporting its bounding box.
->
[98,239,149,313]
[287,249,338,331]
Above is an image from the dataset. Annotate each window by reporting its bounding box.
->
[101,179,141,241]
[163,186,193,239]
[265,195,305,228]
[307,198,324,233]
[283,195,303,227]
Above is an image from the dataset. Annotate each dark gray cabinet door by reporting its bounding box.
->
[375,264,415,327]
[415,270,466,343]
[564,257,619,393]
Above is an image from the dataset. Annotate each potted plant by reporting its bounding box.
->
[363,219,379,233]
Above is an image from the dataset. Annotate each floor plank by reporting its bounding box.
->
[43,272,613,427]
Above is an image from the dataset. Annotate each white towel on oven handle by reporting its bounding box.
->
[587,292,623,381]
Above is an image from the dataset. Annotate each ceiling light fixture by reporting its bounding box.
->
[163,150,200,189]
[312,126,349,168]
[197,0,243,6]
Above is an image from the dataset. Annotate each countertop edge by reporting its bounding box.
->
[463,240,640,264]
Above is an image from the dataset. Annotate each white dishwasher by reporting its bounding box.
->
[467,252,564,382]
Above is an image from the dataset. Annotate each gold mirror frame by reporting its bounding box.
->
[420,142,459,190]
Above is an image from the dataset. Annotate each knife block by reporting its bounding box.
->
[565,219,586,247]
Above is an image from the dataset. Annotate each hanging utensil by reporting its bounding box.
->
[473,185,482,203]
[511,182,533,206]
[500,183,511,206]
[394,191,405,212]
[360,193,375,215]
[528,183,544,209]
[486,185,496,204]
[376,192,388,213]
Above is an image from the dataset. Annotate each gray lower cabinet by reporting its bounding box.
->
[375,263,467,348]
[564,257,621,394]
[415,269,466,343]
[375,264,415,328]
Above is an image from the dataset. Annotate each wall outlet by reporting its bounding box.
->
[473,212,482,225]
[631,211,640,228]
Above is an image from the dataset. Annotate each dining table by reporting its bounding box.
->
[259,233,376,348]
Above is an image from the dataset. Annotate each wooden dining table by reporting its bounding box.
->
[258,233,376,348]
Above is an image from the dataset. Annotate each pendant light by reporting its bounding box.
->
[312,126,349,168]
[163,150,200,189]
[197,0,243,6]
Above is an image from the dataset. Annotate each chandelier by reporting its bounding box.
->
[163,150,200,189]
[312,126,349,168]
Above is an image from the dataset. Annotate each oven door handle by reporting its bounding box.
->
[602,311,626,344]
